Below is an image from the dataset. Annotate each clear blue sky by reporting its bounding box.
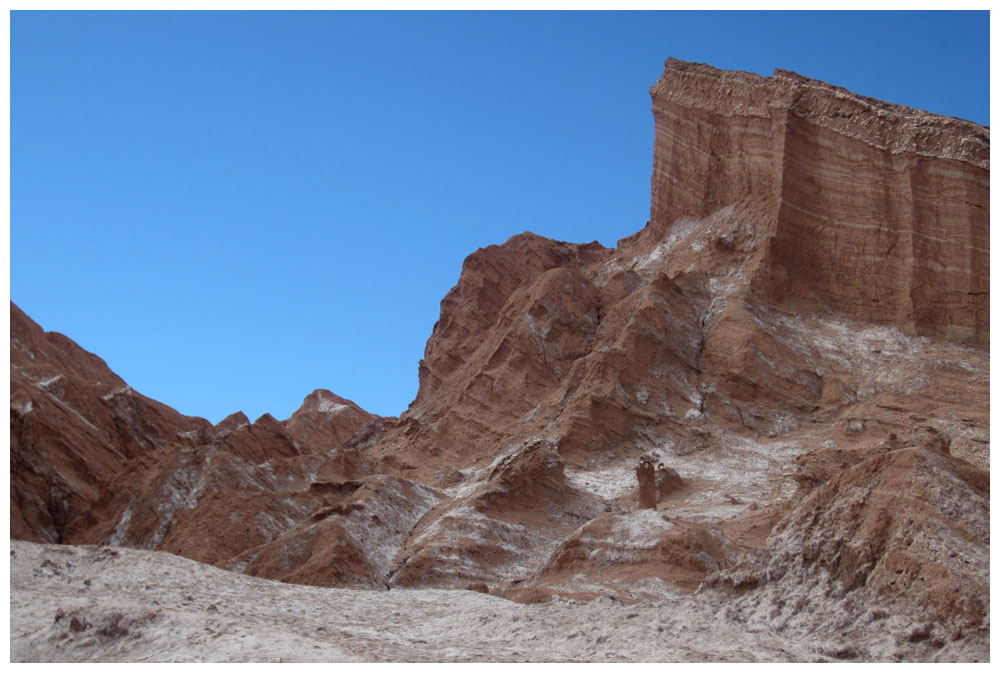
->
[11,10,990,424]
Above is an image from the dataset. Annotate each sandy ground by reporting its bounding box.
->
[10,540,828,663]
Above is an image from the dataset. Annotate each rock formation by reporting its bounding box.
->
[647,58,989,345]
[635,457,658,509]
[10,301,379,557]
[654,463,684,500]
[10,304,214,544]
[9,59,989,662]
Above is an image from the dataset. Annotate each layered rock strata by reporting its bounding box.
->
[647,58,989,344]
[10,59,990,661]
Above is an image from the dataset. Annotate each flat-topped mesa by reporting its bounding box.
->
[648,58,989,345]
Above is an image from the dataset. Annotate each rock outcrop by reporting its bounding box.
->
[635,457,658,509]
[9,59,989,661]
[10,303,214,543]
[10,301,379,558]
[647,58,989,345]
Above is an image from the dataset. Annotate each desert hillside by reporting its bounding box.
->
[10,59,989,662]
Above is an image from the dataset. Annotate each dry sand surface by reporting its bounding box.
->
[12,539,831,663]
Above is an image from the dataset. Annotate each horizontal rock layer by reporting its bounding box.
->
[9,59,990,661]
[648,58,989,344]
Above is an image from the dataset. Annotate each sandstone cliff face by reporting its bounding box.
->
[647,58,989,345]
[9,60,990,661]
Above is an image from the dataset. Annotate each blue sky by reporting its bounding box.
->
[11,10,990,424]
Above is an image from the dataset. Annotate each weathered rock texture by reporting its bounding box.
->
[10,60,989,662]
[10,304,214,544]
[648,58,989,345]
[10,301,379,556]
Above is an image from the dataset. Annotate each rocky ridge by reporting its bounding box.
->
[10,59,989,662]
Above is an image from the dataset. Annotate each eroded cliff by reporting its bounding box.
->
[647,58,988,344]
[10,59,990,662]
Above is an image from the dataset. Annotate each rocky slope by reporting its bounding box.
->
[10,59,989,661]
[10,304,213,544]
[10,303,379,555]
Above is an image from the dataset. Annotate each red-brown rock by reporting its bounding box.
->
[10,302,213,543]
[9,58,990,661]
